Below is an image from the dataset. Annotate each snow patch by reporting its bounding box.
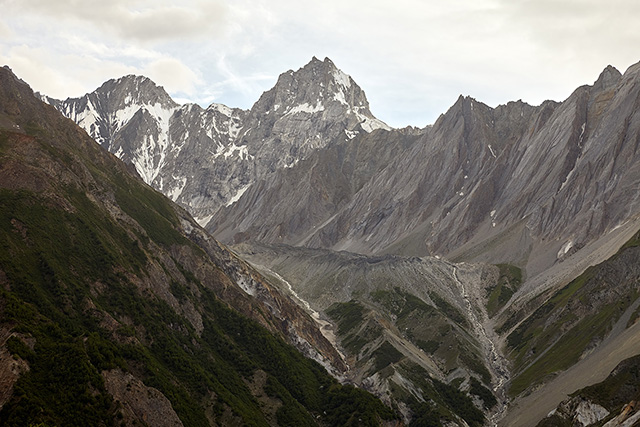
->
[223,144,252,160]
[167,176,187,201]
[225,184,250,207]
[558,240,573,258]
[333,69,352,89]
[208,102,233,117]
[284,158,300,169]
[357,114,392,132]
[285,102,324,116]
[129,102,178,184]
[112,104,141,131]
[488,144,497,158]
[333,90,348,105]
[345,129,359,139]
[194,214,213,227]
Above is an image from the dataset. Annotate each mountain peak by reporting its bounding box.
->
[96,74,177,109]
[593,65,622,92]
[254,57,389,132]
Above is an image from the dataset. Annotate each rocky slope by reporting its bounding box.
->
[209,63,640,285]
[45,57,389,225]
[0,66,399,426]
[234,242,512,425]
[537,354,640,426]
[496,229,640,426]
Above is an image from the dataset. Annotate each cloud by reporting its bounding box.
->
[143,57,202,96]
[0,21,11,38]
[17,0,228,42]
[0,44,136,98]
[3,0,640,127]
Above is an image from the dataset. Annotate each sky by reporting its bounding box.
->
[1,0,640,128]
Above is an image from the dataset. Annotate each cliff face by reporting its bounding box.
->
[208,63,640,284]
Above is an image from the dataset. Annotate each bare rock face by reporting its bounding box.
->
[207,61,640,282]
[236,56,389,176]
[0,330,30,410]
[545,397,610,426]
[45,59,640,285]
[103,369,183,427]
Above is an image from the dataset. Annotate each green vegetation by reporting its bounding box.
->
[371,288,438,323]
[577,354,640,410]
[617,228,640,252]
[432,379,485,427]
[111,171,191,248]
[486,264,522,317]
[342,321,382,355]
[369,288,490,382]
[326,300,366,335]
[371,341,404,372]
[428,291,468,328]
[0,185,398,425]
[469,377,497,409]
[506,229,640,397]
[6,336,34,361]
[398,363,486,427]
[509,301,627,396]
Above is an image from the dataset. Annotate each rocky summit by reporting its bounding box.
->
[45,57,389,226]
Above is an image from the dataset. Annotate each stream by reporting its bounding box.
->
[451,264,510,426]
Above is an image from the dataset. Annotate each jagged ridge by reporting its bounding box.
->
[44,57,390,226]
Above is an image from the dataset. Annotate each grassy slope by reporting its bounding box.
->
[505,229,640,397]
[0,71,399,426]
[328,292,489,427]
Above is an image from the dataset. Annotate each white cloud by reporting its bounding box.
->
[2,0,640,126]
[0,44,138,98]
[16,0,228,42]
[143,57,202,96]
[0,21,11,38]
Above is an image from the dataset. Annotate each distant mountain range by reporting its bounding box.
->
[14,55,640,426]
[42,57,389,226]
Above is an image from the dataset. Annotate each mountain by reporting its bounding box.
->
[45,57,390,226]
[0,66,400,426]
[497,228,640,426]
[37,55,640,426]
[234,242,509,425]
[205,60,640,425]
[537,354,640,426]
[209,63,640,282]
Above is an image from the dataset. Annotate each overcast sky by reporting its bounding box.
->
[2,0,640,128]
